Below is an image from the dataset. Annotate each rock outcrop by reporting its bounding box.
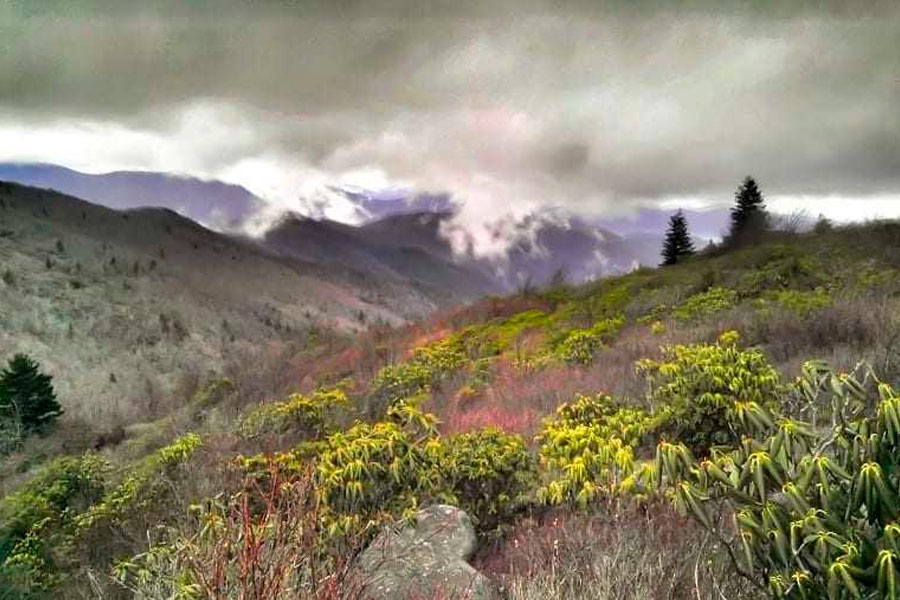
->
[357,505,497,600]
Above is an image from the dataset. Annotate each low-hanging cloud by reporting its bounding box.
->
[0,0,898,253]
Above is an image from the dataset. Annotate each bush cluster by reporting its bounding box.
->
[315,399,535,538]
[554,316,624,365]
[537,394,656,507]
[657,362,900,599]
[0,433,202,594]
[673,287,738,321]
[637,331,781,454]
[238,387,349,439]
[371,337,468,404]
[757,287,833,316]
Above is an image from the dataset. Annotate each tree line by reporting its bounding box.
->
[661,175,767,266]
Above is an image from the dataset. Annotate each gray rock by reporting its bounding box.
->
[357,505,498,600]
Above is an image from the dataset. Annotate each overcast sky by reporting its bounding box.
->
[1,0,898,246]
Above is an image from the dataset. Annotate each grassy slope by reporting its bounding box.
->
[315,221,900,439]
[3,218,900,598]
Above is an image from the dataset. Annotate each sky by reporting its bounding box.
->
[1,0,898,250]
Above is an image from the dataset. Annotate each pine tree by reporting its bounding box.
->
[661,210,695,266]
[728,176,767,245]
[0,354,63,432]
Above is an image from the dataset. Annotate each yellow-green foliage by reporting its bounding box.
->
[189,376,235,412]
[673,287,738,321]
[485,309,556,350]
[737,245,826,295]
[637,332,780,454]
[314,402,534,539]
[537,394,655,507]
[637,305,666,326]
[756,288,833,316]
[0,453,107,591]
[857,265,900,291]
[72,433,202,537]
[451,309,557,362]
[238,387,349,439]
[443,429,536,531]
[563,278,634,323]
[554,316,624,365]
[657,363,900,600]
[371,336,467,404]
[315,418,449,537]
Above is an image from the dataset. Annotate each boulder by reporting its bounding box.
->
[356,505,498,600]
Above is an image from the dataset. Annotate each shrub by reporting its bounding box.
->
[239,387,349,439]
[482,309,556,352]
[657,362,900,599]
[536,394,656,508]
[857,266,900,292]
[0,453,107,592]
[315,418,449,538]
[756,288,833,316]
[371,337,467,405]
[443,428,536,532]
[70,433,203,560]
[188,376,236,412]
[673,287,737,322]
[636,331,780,454]
[112,460,358,600]
[486,505,754,600]
[311,398,536,539]
[738,251,825,295]
[555,316,624,365]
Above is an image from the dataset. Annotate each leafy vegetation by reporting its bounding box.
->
[537,394,655,507]
[658,361,900,599]
[673,287,739,321]
[6,216,900,598]
[238,386,349,439]
[554,316,624,365]
[371,336,468,405]
[0,453,107,592]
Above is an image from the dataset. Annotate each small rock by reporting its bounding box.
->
[357,505,498,600]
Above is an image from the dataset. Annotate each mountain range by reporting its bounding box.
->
[0,162,730,287]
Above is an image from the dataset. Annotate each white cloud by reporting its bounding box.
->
[0,2,898,255]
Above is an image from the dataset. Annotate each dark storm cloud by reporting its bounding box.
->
[0,0,898,230]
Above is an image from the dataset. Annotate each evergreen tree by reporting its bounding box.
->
[0,354,63,432]
[661,210,695,266]
[728,175,767,245]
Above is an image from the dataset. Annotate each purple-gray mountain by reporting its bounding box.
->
[0,163,729,290]
[0,163,264,230]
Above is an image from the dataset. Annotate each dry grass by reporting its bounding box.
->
[477,502,762,600]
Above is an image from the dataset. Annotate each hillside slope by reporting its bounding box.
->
[261,213,504,301]
[5,215,900,599]
[0,181,453,425]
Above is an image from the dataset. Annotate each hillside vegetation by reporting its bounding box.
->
[3,216,900,599]
[0,181,498,434]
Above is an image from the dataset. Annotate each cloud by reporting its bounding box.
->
[0,0,898,252]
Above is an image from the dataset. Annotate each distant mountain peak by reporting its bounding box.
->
[0,162,265,231]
